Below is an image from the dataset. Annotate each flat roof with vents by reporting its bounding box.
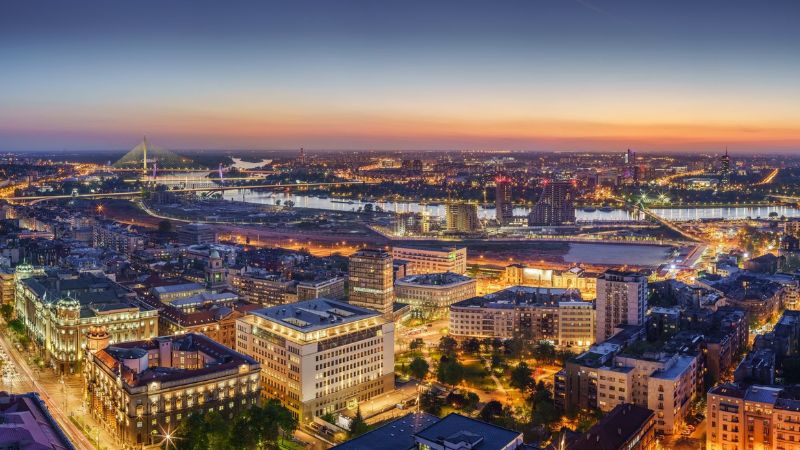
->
[251,298,380,332]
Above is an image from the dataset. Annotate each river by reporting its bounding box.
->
[221,189,800,222]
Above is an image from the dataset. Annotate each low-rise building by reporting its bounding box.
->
[229,268,297,306]
[394,272,476,319]
[332,412,524,450]
[296,276,346,301]
[706,384,800,450]
[0,391,75,450]
[235,298,394,423]
[568,403,656,450]
[84,333,260,449]
[16,271,158,373]
[503,264,598,299]
[151,282,206,304]
[449,286,594,350]
[93,222,145,256]
[391,246,467,275]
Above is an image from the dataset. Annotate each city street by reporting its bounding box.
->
[0,328,105,450]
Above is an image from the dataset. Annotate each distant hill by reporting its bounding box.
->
[113,139,196,169]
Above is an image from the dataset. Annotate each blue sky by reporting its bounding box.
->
[1,0,799,152]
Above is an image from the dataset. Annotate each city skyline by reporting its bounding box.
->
[2,0,800,152]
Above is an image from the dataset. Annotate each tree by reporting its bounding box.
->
[490,351,504,371]
[252,399,298,445]
[532,341,556,363]
[349,408,369,437]
[462,338,480,354]
[438,336,458,356]
[174,411,209,450]
[8,319,25,336]
[284,200,295,208]
[479,400,505,423]
[421,390,442,415]
[158,219,172,234]
[409,357,430,380]
[409,338,425,352]
[504,338,526,361]
[437,356,464,387]
[0,304,13,322]
[510,362,535,392]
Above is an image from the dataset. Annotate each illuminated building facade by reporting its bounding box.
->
[444,202,481,233]
[348,249,394,315]
[391,246,467,275]
[84,333,260,448]
[595,270,647,344]
[502,264,598,299]
[235,299,394,423]
[495,175,513,225]
[449,286,595,350]
[394,272,476,319]
[15,272,158,373]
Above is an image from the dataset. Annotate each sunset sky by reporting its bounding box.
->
[1,0,799,152]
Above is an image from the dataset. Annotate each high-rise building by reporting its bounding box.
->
[235,299,394,423]
[527,180,575,226]
[348,249,394,315]
[595,270,647,343]
[445,202,481,233]
[720,148,731,186]
[495,175,513,225]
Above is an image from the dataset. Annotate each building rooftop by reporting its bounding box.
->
[20,272,152,318]
[396,272,473,287]
[94,333,258,389]
[152,282,204,295]
[0,391,75,450]
[569,403,653,450]
[651,355,696,381]
[453,285,582,309]
[414,413,522,450]
[331,412,439,450]
[250,298,380,332]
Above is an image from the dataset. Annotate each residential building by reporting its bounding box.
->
[177,222,217,245]
[0,391,75,450]
[706,384,800,450]
[84,333,261,448]
[449,286,595,350]
[235,299,394,423]
[0,267,14,306]
[495,175,513,225]
[348,249,394,315]
[595,270,647,344]
[229,268,297,306]
[296,276,346,301]
[528,180,575,226]
[568,403,656,450]
[444,202,481,233]
[557,339,699,434]
[15,271,158,373]
[391,246,467,275]
[394,272,476,319]
[93,222,145,256]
